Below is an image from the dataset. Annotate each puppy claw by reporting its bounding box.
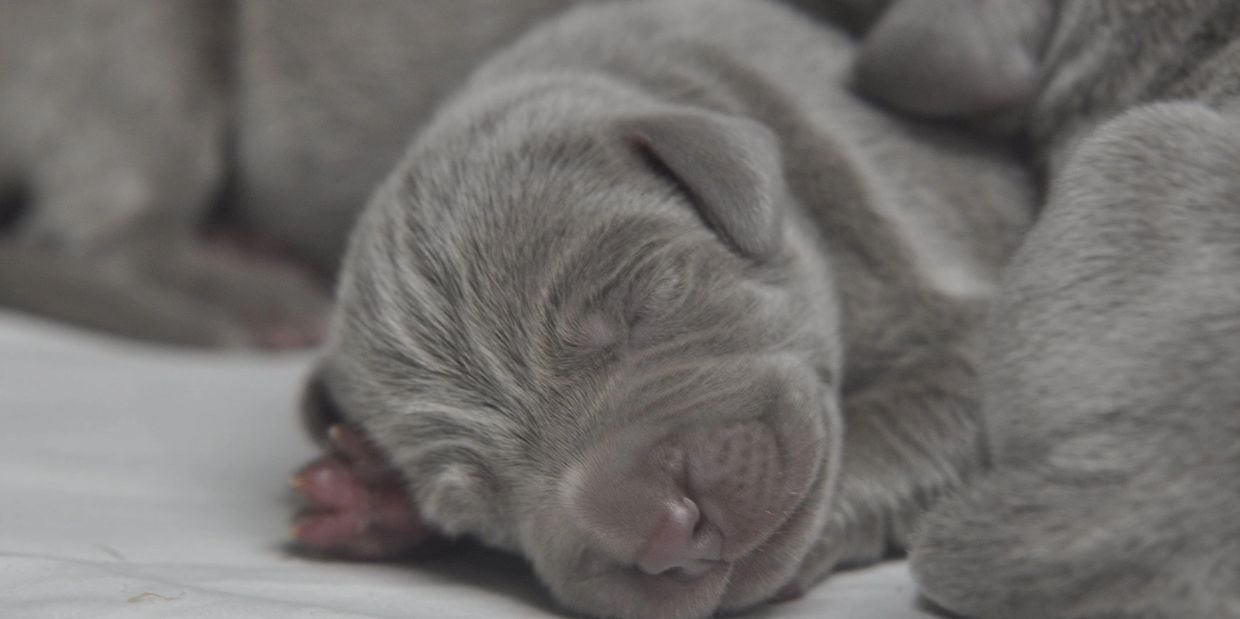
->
[291,424,433,559]
[293,456,368,510]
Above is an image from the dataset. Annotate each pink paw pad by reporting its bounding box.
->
[291,425,431,559]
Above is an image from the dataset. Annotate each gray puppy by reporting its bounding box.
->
[851,1,1240,617]
[302,1,1033,617]
[0,0,573,346]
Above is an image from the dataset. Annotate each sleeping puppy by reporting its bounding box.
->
[0,0,324,347]
[295,1,1033,617]
[0,0,574,347]
[850,1,1240,617]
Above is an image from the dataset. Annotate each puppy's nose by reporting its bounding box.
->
[635,496,723,578]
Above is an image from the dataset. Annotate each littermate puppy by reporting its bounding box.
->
[0,0,326,347]
[295,1,1033,617]
[0,0,574,347]
[913,103,1240,619]
[855,0,1240,169]
[851,2,1240,617]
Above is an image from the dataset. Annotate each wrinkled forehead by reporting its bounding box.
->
[336,75,735,335]
[346,170,701,332]
[329,133,728,414]
[348,99,752,318]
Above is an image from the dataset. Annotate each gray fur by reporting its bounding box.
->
[855,0,1240,169]
[0,0,268,346]
[855,0,1052,118]
[620,110,786,260]
[0,0,574,346]
[913,103,1240,619]
[849,2,1240,617]
[231,0,580,275]
[308,1,1033,618]
[1027,1,1240,170]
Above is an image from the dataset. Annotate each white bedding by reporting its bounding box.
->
[0,311,936,619]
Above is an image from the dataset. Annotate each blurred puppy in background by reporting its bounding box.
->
[0,0,575,347]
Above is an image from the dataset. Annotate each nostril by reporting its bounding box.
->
[635,496,723,578]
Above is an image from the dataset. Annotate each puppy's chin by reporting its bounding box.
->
[521,361,837,619]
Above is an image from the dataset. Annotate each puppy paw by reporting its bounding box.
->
[132,237,332,350]
[910,467,1147,619]
[909,473,1023,618]
[291,424,432,559]
[772,504,895,603]
[770,538,841,603]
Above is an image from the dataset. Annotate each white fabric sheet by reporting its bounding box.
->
[0,311,937,618]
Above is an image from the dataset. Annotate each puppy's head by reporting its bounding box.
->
[307,83,843,619]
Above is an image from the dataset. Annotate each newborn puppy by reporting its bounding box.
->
[299,1,1032,617]
[0,0,574,347]
[231,0,582,276]
[0,0,326,347]
[849,2,1240,616]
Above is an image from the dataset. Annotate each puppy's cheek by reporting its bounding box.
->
[414,463,516,549]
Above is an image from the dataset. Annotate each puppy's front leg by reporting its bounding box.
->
[0,245,248,347]
[3,0,329,348]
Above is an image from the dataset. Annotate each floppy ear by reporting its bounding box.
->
[855,0,1047,117]
[620,110,786,260]
[300,360,345,448]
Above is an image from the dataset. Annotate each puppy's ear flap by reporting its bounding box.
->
[301,360,345,449]
[621,110,785,260]
[855,0,1049,117]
